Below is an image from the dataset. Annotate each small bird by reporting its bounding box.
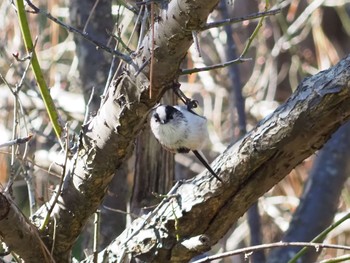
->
[150,104,222,182]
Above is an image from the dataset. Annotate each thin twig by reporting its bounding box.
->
[183,3,269,76]
[0,149,61,178]
[50,217,57,255]
[5,48,34,193]
[103,205,138,218]
[192,242,350,263]
[16,37,36,93]
[93,210,100,263]
[25,0,133,65]
[106,29,133,54]
[240,1,270,58]
[149,1,155,98]
[39,125,69,231]
[0,134,33,148]
[8,95,19,195]
[117,0,139,14]
[12,52,31,62]
[180,57,251,75]
[134,57,151,77]
[114,3,144,73]
[202,8,282,31]
[0,73,15,96]
[136,0,164,5]
[192,31,202,57]
[83,0,101,33]
[24,162,36,216]
[121,181,183,247]
[319,254,350,263]
[288,212,350,263]
[84,87,95,125]
[103,3,145,102]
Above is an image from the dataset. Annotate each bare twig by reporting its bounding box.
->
[192,242,350,263]
[202,8,282,31]
[149,1,155,98]
[320,254,350,263]
[0,134,33,148]
[93,210,100,263]
[106,29,133,54]
[136,0,165,5]
[83,0,101,33]
[40,125,69,231]
[103,205,138,218]
[51,217,57,256]
[103,4,145,101]
[121,181,183,247]
[134,57,151,77]
[12,52,31,62]
[241,1,270,58]
[192,31,202,57]
[288,212,350,263]
[25,0,133,65]
[180,57,251,75]
[0,150,61,178]
[84,87,95,125]
[181,3,271,76]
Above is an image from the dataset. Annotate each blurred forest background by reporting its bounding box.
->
[1,0,350,262]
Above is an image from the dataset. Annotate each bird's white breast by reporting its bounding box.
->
[150,105,209,152]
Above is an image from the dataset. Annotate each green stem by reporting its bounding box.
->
[288,212,350,263]
[15,0,62,141]
[240,0,270,57]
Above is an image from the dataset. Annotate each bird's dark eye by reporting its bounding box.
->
[153,112,160,122]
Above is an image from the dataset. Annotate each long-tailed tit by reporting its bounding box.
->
[150,104,222,182]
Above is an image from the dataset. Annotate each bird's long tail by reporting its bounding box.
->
[192,150,222,182]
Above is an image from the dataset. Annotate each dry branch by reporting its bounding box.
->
[83,55,350,262]
[0,193,53,262]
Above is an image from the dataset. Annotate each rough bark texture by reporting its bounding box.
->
[83,55,350,262]
[267,121,350,263]
[0,193,52,262]
[69,0,127,250]
[30,0,221,262]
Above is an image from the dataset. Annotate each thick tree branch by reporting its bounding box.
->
[0,193,53,262]
[26,0,221,262]
[84,55,350,262]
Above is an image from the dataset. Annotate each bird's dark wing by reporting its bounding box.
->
[192,150,222,182]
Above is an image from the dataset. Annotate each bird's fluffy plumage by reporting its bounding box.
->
[150,105,208,153]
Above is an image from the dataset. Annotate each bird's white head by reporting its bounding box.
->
[152,105,181,125]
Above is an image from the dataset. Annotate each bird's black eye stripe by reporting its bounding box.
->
[153,112,160,122]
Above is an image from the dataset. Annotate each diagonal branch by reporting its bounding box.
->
[0,193,53,262]
[83,55,350,262]
[201,8,282,30]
